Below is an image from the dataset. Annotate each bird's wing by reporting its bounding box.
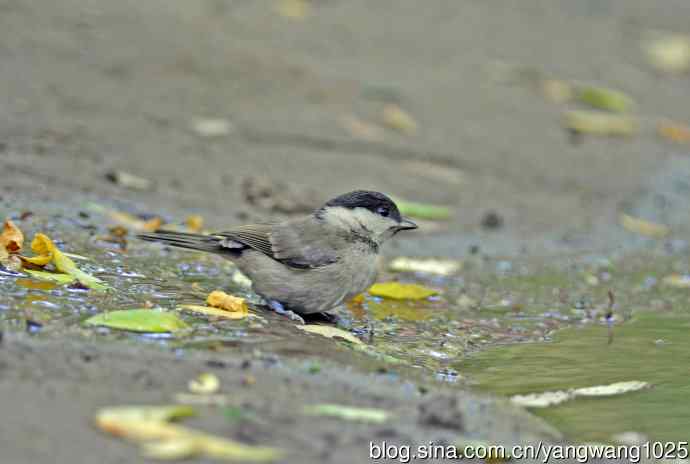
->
[216,219,339,269]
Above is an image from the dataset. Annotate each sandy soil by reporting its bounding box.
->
[2,0,690,462]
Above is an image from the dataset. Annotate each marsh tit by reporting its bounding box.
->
[139,190,418,322]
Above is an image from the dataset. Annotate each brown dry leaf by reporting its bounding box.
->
[1,219,24,254]
[381,104,418,135]
[658,120,690,143]
[276,0,310,19]
[296,324,363,345]
[186,215,204,233]
[619,213,669,239]
[109,211,162,232]
[207,290,249,313]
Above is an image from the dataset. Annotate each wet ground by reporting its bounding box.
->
[2,0,690,463]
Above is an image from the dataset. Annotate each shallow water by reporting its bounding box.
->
[458,312,690,443]
[1,206,690,443]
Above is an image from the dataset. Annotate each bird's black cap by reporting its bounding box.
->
[323,190,402,222]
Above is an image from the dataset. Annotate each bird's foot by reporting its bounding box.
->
[267,300,305,325]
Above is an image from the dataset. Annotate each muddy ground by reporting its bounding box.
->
[2,0,690,463]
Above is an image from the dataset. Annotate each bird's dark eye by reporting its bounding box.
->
[376,207,390,217]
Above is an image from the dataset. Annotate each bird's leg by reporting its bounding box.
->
[267,300,305,325]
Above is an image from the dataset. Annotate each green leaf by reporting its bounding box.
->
[576,86,635,113]
[304,404,389,423]
[84,309,190,333]
[24,270,77,285]
[368,282,438,300]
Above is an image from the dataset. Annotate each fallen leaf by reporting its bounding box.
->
[206,290,249,313]
[511,381,650,408]
[188,373,220,395]
[275,0,310,20]
[97,405,196,425]
[232,271,252,288]
[573,381,650,397]
[303,404,389,423]
[109,211,162,232]
[1,219,24,253]
[142,438,199,460]
[619,213,669,238]
[510,391,572,408]
[191,117,234,137]
[186,215,204,233]
[563,110,637,136]
[295,324,363,345]
[388,257,462,276]
[105,170,154,191]
[339,114,385,141]
[575,86,635,113]
[643,34,690,74]
[658,120,690,143]
[393,198,451,220]
[24,270,77,285]
[177,305,249,320]
[369,282,438,300]
[23,233,109,290]
[381,104,418,135]
[96,405,282,462]
[84,309,190,333]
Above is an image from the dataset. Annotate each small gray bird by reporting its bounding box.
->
[139,191,418,322]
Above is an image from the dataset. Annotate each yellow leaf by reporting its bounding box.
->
[381,104,418,135]
[177,305,249,320]
[142,438,199,460]
[206,290,249,313]
[95,405,283,462]
[368,282,437,300]
[1,219,24,253]
[295,324,363,345]
[24,233,108,290]
[188,373,220,395]
[186,215,204,233]
[303,404,389,423]
[619,213,669,239]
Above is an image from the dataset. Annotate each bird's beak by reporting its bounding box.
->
[396,218,418,231]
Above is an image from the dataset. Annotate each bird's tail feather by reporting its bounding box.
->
[138,230,223,253]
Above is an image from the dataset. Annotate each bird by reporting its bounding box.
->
[138,190,418,322]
